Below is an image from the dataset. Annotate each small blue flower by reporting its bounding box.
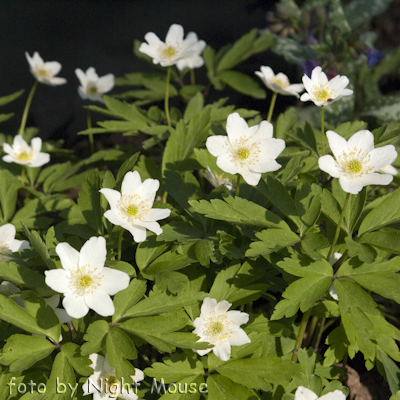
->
[366,49,383,67]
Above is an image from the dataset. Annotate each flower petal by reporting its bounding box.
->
[228,328,251,346]
[56,242,80,272]
[79,236,107,271]
[318,390,346,400]
[338,176,364,194]
[99,188,121,210]
[326,130,349,159]
[318,155,341,177]
[29,152,50,167]
[213,341,231,361]
[100,267,130,295]
[63,294,89,319]
[75,68,87,86]
[226,113,249,142]
[368,145,397,172]
[294,386,318,400]
[45,61,62,76]
[206,136,229,157]
[0,223,16,243]
[85,290,115,317]
[347,130,374,153]
[121,171,142,196]
[45,269,70,294]
[97,74,114,94]
[165,24,184,45]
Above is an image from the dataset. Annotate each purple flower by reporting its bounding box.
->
[366,49,383,67]
[300,59,319,77]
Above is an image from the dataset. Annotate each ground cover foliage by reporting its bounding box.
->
[1,0,400,399]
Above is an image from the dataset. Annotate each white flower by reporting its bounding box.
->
[255,66,304,97]
[0,224,30,262]
[99,171,171,243]
[44,295,72,324]
[25,52,67,86]
[3,135,50,167]
[83,354,144,400]
[139,23,205,68]
[300,66,353,106]
[294,386,346,400]
[318,129,397,194]
[203,166,235,192]
[206,112,285,186]
[75,67,114,103]
[328,252,342,301]
[192,297,251,361]
[44,236,130,319]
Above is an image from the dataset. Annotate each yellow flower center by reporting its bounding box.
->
[346,160,362,173]
[88,85,98,94]
[270,75,289,89]
[312,84,334,102]
[237,147,250,160]
[164,46,177,57]
[338,147,374,177]
[203,314,234,344]
[119,194,150,221]
[70,265,103,296]
[15,149,33,163]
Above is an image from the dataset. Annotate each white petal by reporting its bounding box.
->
[126,224,147,243]
[121,171,142,196]
[29,152,50,168]
[14,135,28,149]
[200,297,218,315]
[213,341,231,361]
[329,283,338,301]
[132,368,145,383]
[85,290,115,316]
[326,130,349,159]
[294,386,319,400]
[100,267,130,295]
[318,390,346,400]
[215,299,232,314]
[45,269,70,294]
[79,236,107,271]
[103,209,125,227]
[3,143,13,155]
[56,242,80,272]
[216,153,239,175]
[46,77,67,86]
[99,188,121,210]
[227,310,249,325]
[357,172,393,187]
[206,136,229,157]
[142,208,171,222]
[86,67,99,82]
[195,347,213,356]
[9,239,30,253]
[252,120,274,140]
[2,155,16,164]
[97,74,114,94]
[165,24,184,45]
[30,137,42,154]
[226,113,249,142]
[134,220,162,235]
[135,178,159,202]
[238,167,261,186]
[228,328,251,346]
[347,130,374,153]
[45,61,62,76]
[0,223,16,243]
[338,176,364,194]
[75,68,87,86]
[368,145,397,172]
[63,294,90,319]
[300,93,312,102]
[381,164,398,175]
[318,155,341,178]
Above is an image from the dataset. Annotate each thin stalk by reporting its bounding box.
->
[19,80,38,138]
[117,229,124,261]
[321,105,326,155]
[190,68,195,85]
[267,92,278,122]
[305,315,319,348]
[327,192,351,261]
[312,316,326,351]
[165,66,172,128]
[67,321,77,342]
[236,175,241,197]
[292,308,312,363]
[87,108,95,155]
[20,167,26,187]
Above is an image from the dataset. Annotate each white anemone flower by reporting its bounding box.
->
[206,112,285,186]
[255,66,304,97]
[139,24,205,68]
[75,67,115,103]
[83,354,144,400]
[380,164,398,175]
[319,130,397,194]
[294,386,346,400]
[3,135,50,167]
[99,171,171,243]
[25,52,67,86]
[193,297,251,361]
[300,66,353,106]
[0,223,30,262]
[44,236,130,319]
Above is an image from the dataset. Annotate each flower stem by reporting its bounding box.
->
[267,92,278,123]
[117,229,124,261]
[20,167,26,187]
[236,175,241,197]
[87,107,95,155]
[321,105,325,156]
[165,66,172,128]
[292,308,313,363]
[327,192,351,261]
[19,80,38,138]
[190,68,195,85]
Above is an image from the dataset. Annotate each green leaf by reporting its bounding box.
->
[184,92,204,122]
[257,175,300,228]
[77,170,103,235]
[0,89,24,107]
[103,95,149,125]
[112,279,147,322]
[273,36,317,64]
[44,351,76,400]
[275,107,298,139]
[189,196,290,230]
[217,71,266,99]
[154,271,190,294]
[216,356,301,389]
[116,152,140,185]
[0,334,54,371]
[136,233,169,271]
[277,256,333,278]
[0,169,21,221]
[323,325,349,366]
[145,353,204,383]
[61,342,93,376]
[209,260,269,307]
[379,351,400,395]
[345,237,376,263]
[107,327,137,381]
[358,229,400,254]
[344,0,392,28]
[246,229,300,257]
[207,374,260,400]
[81,320,109,356]
[122,290,205,319]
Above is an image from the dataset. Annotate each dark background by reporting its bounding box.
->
[0,0,278,148]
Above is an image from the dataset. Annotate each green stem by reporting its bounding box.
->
[19,80,38,138]
[305,315,319,348]
[327,192,351,261]
[321,105,325,156]
[236,175,241,197]
[87,108,94,155]
[292,308,313,363]
[20,167,26,187]
[312,316,326,351]
[190,68,195,85]
[267,92,278,123]
[117,229,124,261]
[165,67,172,128]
